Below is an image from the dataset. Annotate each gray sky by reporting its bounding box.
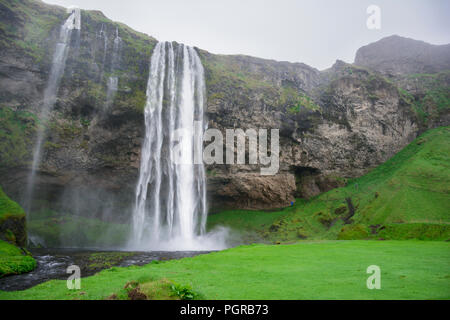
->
[42,0,450,70]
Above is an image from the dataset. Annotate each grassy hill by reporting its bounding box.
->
[0,186,36,277]
[0,239,35,278]
[208,126,450,243]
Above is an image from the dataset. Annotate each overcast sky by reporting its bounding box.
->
[42,0,450,70]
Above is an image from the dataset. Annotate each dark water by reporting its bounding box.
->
[0,248,210,291]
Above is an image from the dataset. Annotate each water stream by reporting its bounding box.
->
[24,7,81,214]
[106,27,121,108]
[0,249,209,291]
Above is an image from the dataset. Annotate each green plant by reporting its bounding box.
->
[170,282,198,300]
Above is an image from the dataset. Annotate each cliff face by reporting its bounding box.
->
[0,0,156,221]
[0,0,448,219]
[202,56,421,209]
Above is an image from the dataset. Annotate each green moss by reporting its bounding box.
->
[0,186,25,221]
[50,120,83,141]
[86,252,135,271]
[0,0,65,65]
[206,169,217,177]
[0,239,36,278]
[280,87,321,113]
[377,223,450,241]
[0,107,38,167]
[44,141,62,150]
[201,55,273,91]
[338,224,370,240]
[4,229,16,243]
[121,88,147,112]
[398,72,450,126]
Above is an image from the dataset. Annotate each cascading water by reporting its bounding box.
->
[98,24,108,82]
[24,7,81,213]
[106,27,121,108]
[129,42,227,251]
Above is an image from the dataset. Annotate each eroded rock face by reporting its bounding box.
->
[202,58,423,209]
[208,173,296,211]
[0,1,448,216]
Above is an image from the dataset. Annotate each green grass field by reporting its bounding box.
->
[0,241,448,300]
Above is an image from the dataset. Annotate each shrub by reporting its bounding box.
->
[170,282,199,300]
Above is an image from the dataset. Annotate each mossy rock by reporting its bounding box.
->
[337,224,370,240]
[296,227,308,239]
[0,240,36,278]
[334,204,347,215]
[0,186,27,247]
[314,211,336,228]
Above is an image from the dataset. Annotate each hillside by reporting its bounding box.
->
[208,126,450,242]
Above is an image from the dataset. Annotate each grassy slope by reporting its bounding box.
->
[0,186,25,222]
[208,126,450,243]
[0,186,36,277]
[0,241,448,300]
[0,240,35,278]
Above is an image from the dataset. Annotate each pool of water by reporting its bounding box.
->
[0,248,210,291]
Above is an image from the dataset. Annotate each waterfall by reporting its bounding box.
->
[106,27,121,108]
[24,7,81,213]
[130,42,223,251]
[98,24,108,82]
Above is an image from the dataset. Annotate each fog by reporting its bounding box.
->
[43,0,450,70]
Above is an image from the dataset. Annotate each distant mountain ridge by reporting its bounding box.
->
[354,35,450,75]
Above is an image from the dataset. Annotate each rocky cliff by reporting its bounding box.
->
[0,0,448,223]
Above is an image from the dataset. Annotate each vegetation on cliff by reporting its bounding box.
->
[398,71,450,126]
[0,186,35,277]
[0,185,27,245]
[208,126,450,242]
[0,106,38,167]
[0,0,64,65]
